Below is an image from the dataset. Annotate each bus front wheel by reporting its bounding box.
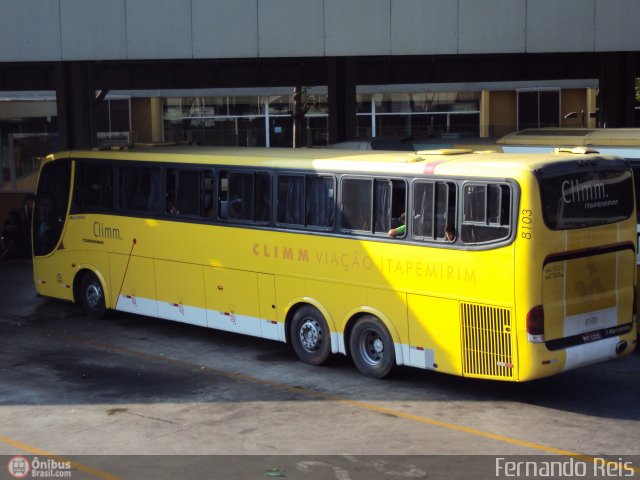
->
[290,305,331,366]
[350,316,395,378]
[80,271,107,320]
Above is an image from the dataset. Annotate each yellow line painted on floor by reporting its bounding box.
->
[0,434,122,480]
[50,332,639,474]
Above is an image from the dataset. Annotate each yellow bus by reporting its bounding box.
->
[31,146,637,381]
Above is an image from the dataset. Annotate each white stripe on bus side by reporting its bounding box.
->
[116,294,158,317]
[158,301,207,327]
[113,296,420,367]
[116,294,287,342]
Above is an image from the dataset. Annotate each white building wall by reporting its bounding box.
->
[324,0,391,56]
[526,0,596,53]
[458,0,526,54]
[126,0,193,58]
[390,0,458,55]
[192,0,258,58]
[258,0,325,57]
[0,0,639,62]
[595,0,640,51]
[0,0,62,61]
[60,0,127,60]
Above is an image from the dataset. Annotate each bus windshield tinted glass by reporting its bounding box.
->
[539,168,634,229]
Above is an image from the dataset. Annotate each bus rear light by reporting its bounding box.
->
[526,305,545,343]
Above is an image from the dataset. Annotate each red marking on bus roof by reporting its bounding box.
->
[423,159,451,175]
[416,346,424,351]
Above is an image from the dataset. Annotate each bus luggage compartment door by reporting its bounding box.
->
[155,259,206,327]
[110,254,158,317]
[204,266,262,337]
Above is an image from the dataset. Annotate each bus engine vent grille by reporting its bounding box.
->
[460,303,514,379]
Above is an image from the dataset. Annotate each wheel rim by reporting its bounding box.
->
[299,317,323,352]
[359,328,385,366]
[85,282,102,309]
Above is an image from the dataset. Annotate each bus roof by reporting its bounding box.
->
[50,145,627,178]
[497,128,640,147]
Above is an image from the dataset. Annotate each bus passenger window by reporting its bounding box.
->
[165,169,178,214]
[463,184,486,223]
[73,161,114,211]
[227,172,252,220]
[305,176,335,228]
[221,170,271,224]
[165,168,210,217]
[374,179,405,235]
[341,178,372,231]
[277,174,333,228]
[412,181,456,242]
[461,182,511,244]
[412,182,435,238]
[119,165,163,214]
[218,175,229,219]
[202,172,214,218]
[176,170,202,216]
[254,173,271,223]
[341,177,406,236]
[277,175,304,225]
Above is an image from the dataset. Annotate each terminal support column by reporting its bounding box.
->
[598,52,638,128]
[55,62,95,150]
[327,57,357,145]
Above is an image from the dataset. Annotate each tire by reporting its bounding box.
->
[350,316,395,378]
[79,271,107,319]
[290,305,331,366]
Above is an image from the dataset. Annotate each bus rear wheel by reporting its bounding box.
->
[80,271,107,319]
[350,316,395,378]
[290,305,331,366]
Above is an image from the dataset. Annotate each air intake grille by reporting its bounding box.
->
[461,303,514,379]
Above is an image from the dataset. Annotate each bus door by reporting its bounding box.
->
[32,159,72,300]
